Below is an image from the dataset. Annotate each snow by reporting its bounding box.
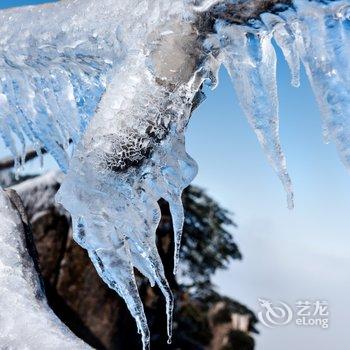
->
[12,170,65,219]
[0,188,89,349]
[1,0,350,349]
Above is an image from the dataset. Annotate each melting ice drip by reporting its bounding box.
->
[1,0,350,349]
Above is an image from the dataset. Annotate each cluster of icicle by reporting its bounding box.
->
[1,0,350,349]
[208,0,350,210]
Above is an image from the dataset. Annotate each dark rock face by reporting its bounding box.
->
[32,210,70,287]
[55,234,126,350]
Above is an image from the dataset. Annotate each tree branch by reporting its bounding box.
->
[0,147,47,171]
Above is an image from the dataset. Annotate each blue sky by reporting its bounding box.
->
[0,0,55,7]
[1,1,350,350]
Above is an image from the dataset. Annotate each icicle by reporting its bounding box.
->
[291,0,350,168]
[0,90,21,170]
[89,243,151,350]
[128,193,175,343]
[219,23,294,208]
[261,13,301,88]
[168,195,185,275]
[131,246,174,343]
[275,23,301,88]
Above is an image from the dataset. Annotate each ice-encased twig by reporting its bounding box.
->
[56,50,201,348]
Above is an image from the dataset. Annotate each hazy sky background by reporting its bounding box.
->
[1,1,350,349]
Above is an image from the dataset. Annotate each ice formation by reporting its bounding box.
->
[1,0,350,348]
[0,188,89,349]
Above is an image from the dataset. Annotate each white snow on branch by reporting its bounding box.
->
[12,170,65,219]
[0,188,89,349]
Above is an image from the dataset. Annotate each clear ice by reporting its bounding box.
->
[1,0,350,348]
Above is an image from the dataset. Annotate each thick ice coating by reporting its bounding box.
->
[1,0,350,349]
[0,188,90,349]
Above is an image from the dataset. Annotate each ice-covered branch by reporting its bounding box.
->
[0,188,89,349]
[1,1,350,348]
